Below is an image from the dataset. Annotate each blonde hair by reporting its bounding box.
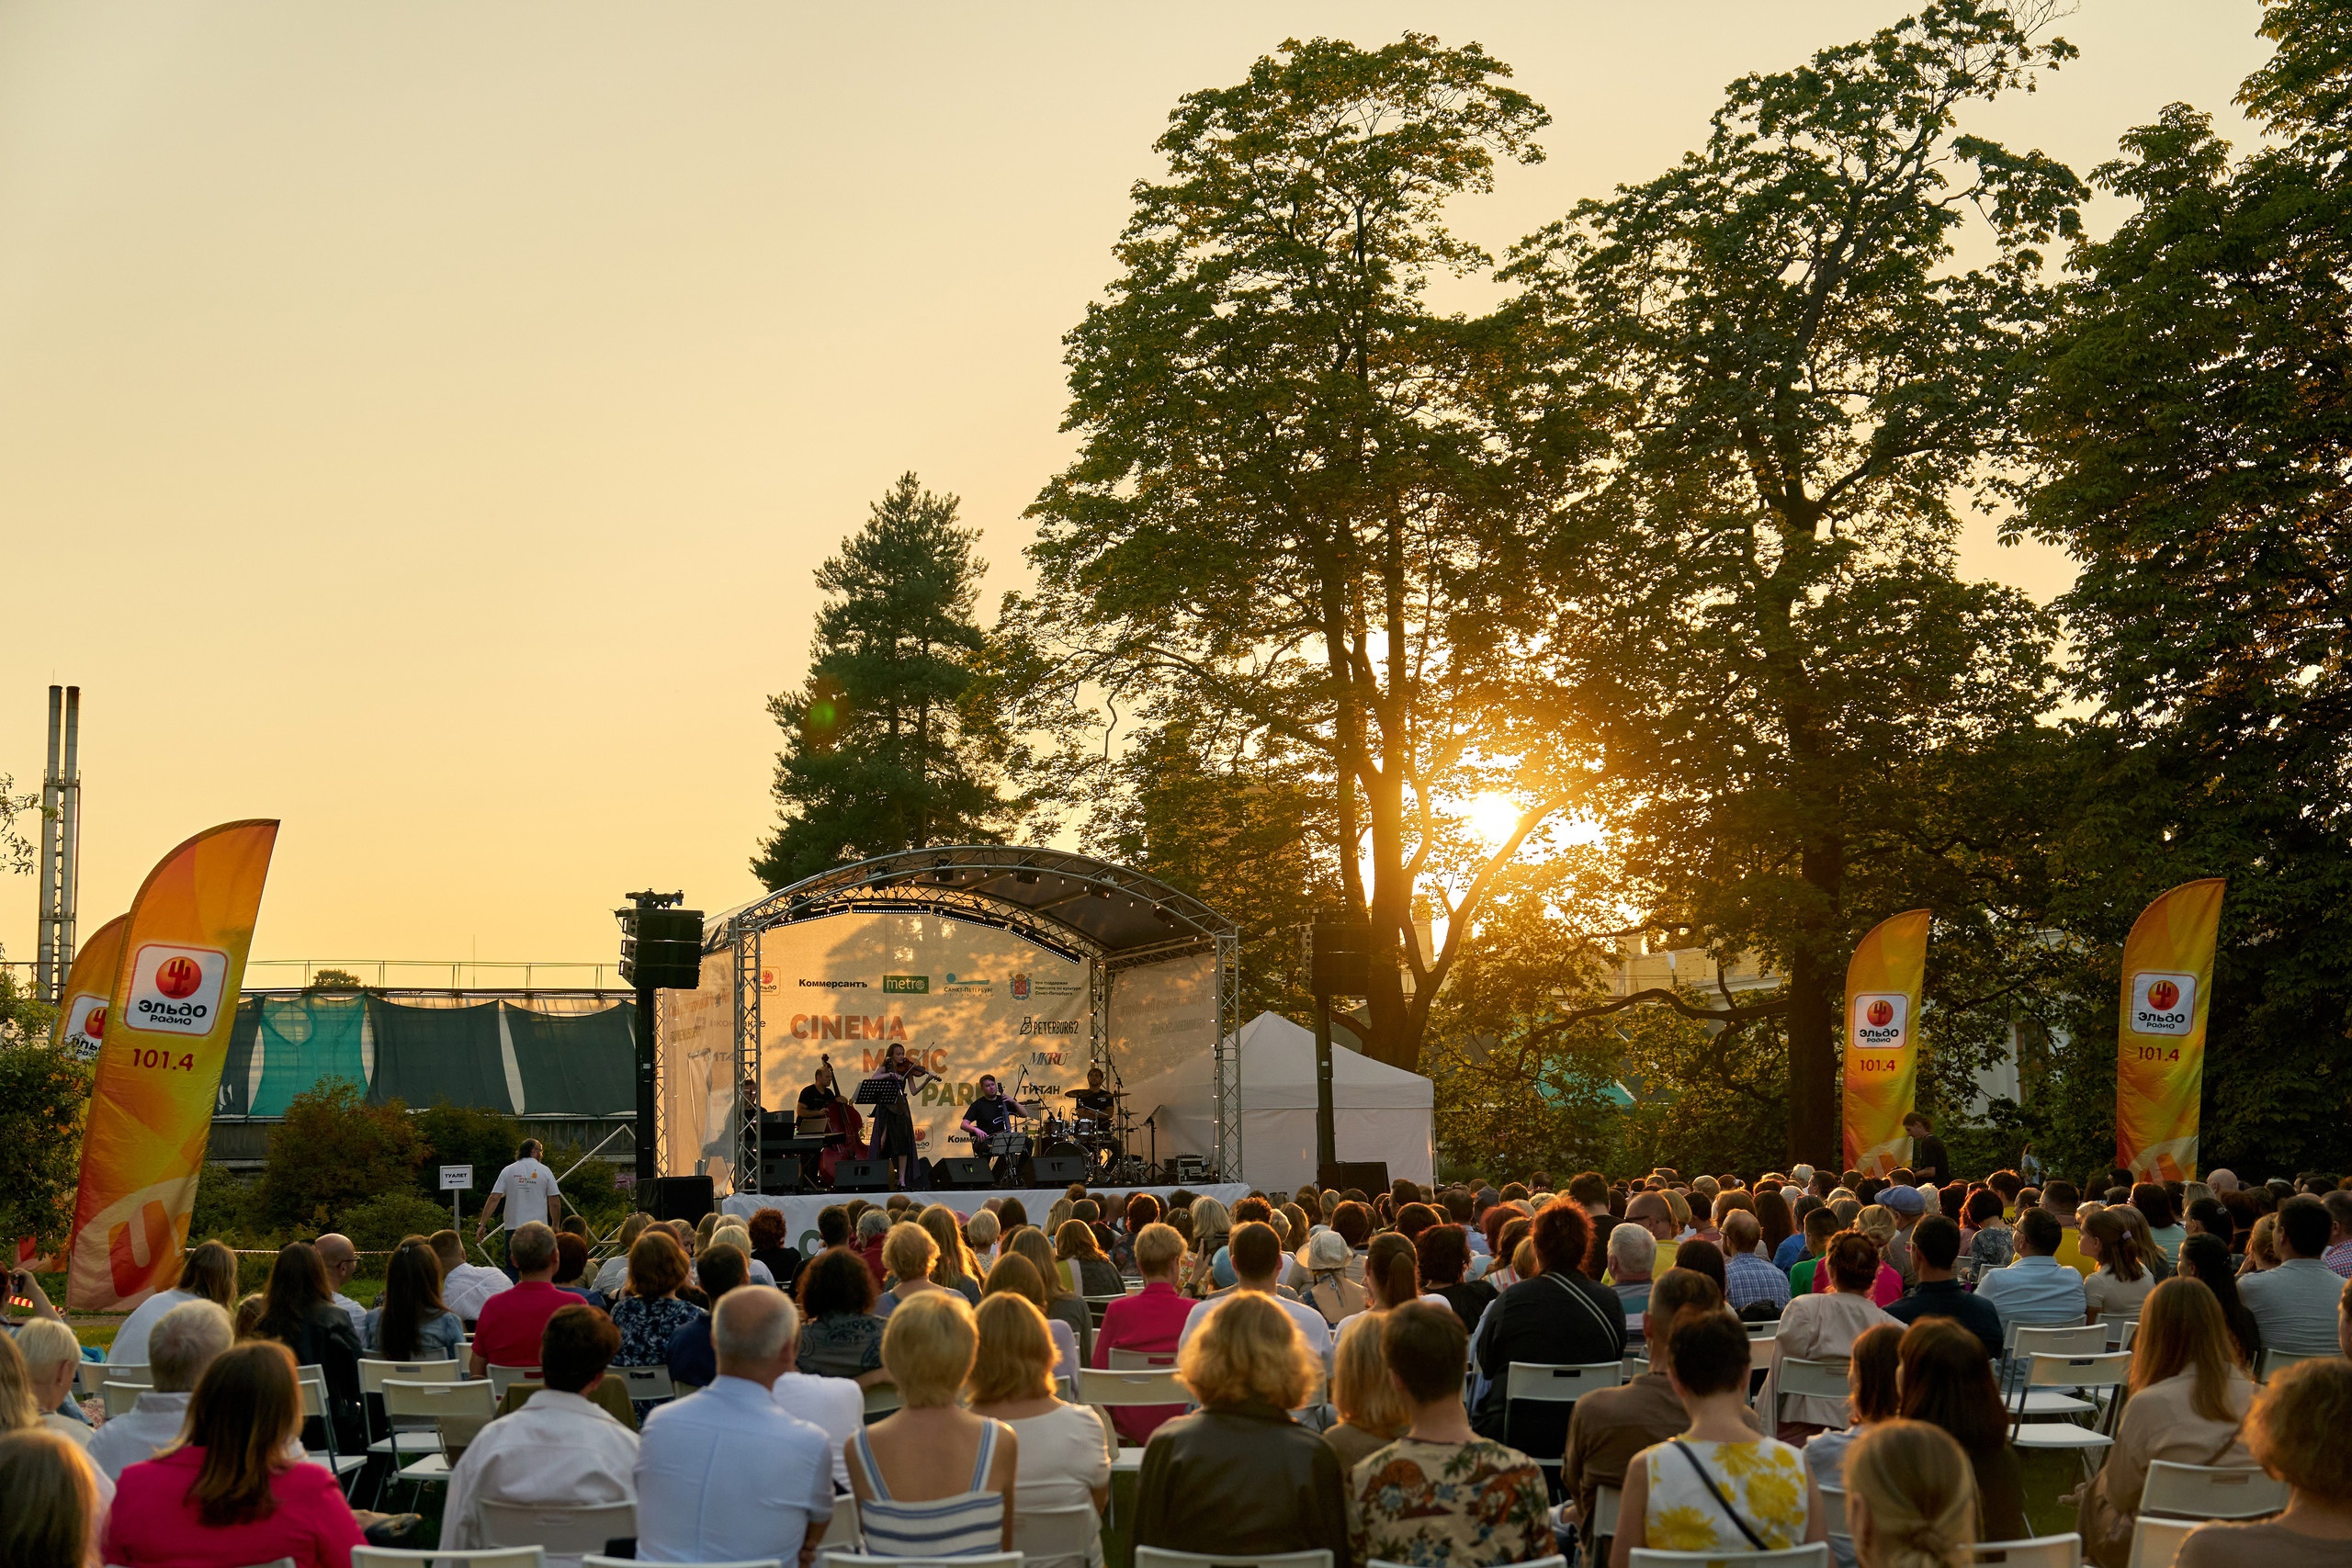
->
[2247,1213,2283,1269]
[0,1336,35,1432]
[920,1204,977,1290]
[879,1289,978,1408]
[2132,1277,2240,1419]
[1178,1292,1320,1412]
[1189,1196,1233,1245]
[710,1224,754,1256]
[1005,1226,1073,1303]
[967,1292,1057,1405]
[883,1221,939,1286]
[1858,1204,1897,1247]
[1329,1312,1408,1438]
[1134,1222,1185,1276]
[10,1319,78,1380]
[966,1209,1001,1250]
[1845,1419,1977,1568]
[2245,1357,2352,1500]
[0,1428,98,1568]
[1046,1198,1076,1236]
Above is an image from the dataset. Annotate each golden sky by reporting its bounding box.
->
[0,2,2271,974]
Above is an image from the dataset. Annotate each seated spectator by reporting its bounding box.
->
[1885,1216,2002,1358]
[1056,1218,1124,1300]
[2178,1233,2264,1367]
[848,1292,1018,1556]
[1090,1222,1191,1443]
[254,1240,365,1454]
[1298,1230,1368,1325]
[876,1222,949,1320]
[1613,1309,1826,1559]
[552,1233,599,1302]
[705,1224,770,1289]
[1565,1269,1752,1546]
[2076,1278,2256,1567]
[103,1341,366,1568]
[748,1207,803,1293]
[1363,1232,1421,1312]
[920,1206,984,1305]
[1768,1234,1900,1442]
[636,1284,833,1565]
[854,1208,892,1285]
[1896,1317,2029,1543]
[1471,1200,1625,1455]
[1346,1300,1550,1568]
[1818,1208,1904,1307]
[12,1319,93,1448]
[2080,1208,2154,1325]
[1416,1223,1496,1325]
[1962,1190,2013,1274]
[1800,1323,1904,1568]
[987,1252,1083,1388]
[1322,1309,1410,1473]
[1975,1206,2087,1337]
[1178,1223,1333,1361]
[365,1237,464,1361]
[91,1301,233,1481]
[443,1305,638,1567]
[0,1428,104,1568]
[1008,1225,1096,1363]
[795,1244,888,1385]
[592,1213,650,1296]
[2240,1196,2345,1356]
[433,1228,513,1322]
[313,1234,368,1335]
[966,1293,1113,1567]
[1722,1211,1791,1317]
[609,1229,707,1371]
[966,1208,1003,1274]
[1622,1190,1680,1277]
[1136,1292,1347,1559]
[110,1240,239,1369]
[1789,1205,1843,1292]
[2134,1181,2188,1266]
[1673,1235,1729,1299]
[469,1222,574,1376]
[666,1242,749,1390]
[2175,1357,2352,1566]
[1841,1418,1978,1568]
[1607,1223,1657,1339]
[1881,1184,1928,1284]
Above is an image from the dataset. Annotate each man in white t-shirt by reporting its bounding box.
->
[480,1139,562,1270]
[1178,1221,1332,1361]
[770,1350,865,1491]
[434,1228,514,1323]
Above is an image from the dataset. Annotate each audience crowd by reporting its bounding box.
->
[6,1134,2352,1568]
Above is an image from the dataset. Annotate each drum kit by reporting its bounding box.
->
[992,1077,1145,1185]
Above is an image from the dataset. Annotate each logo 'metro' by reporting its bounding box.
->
[882,975,929,994]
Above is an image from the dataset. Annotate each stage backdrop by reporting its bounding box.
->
[662,909,1102,1188]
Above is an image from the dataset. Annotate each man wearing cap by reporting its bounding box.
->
[1882,1184,1928,1286]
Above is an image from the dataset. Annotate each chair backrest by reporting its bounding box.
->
[1013,1501,1102,1568]
[231,1559,297,1568]
[863,1383,902,1419]
[2023,1351,2131,1390]
[2125,1517,2199,1568]
[1133,1551,1333,1568]
[100,1376,154,1412]
[487,1363,541,1398]
[1374,1559,1561,1568]
[820,1494,858,1546]
[477,1500,638,1555]
[1970,1536,2084,1566]
[821,1554,1022,1568]
[2257,1348,2320,1382]
[2098,1314,2139,1351]
[1076,1367,1191,1407]
[354,1550,546,1568]
[1107,1348,1177,1371]
[1775,1357,1850,1399]
[1627,1547,1829,1566]
[2139,1461,2290,1520]
[1748,1336,1779,1370]
[2008,1324,2107,1358]
[1591,1484,1621,1540]
[382,1377,498,1421]
[296,1372,329,1421]
[1746,1321,1781,1337]
[359,1358,462,1396]
[586,1561,776,1568]
[1505,1361,1623,1404]
[1817,1483,1847,1537]
[96,1361,149,1388]
[610,1364,675,1402]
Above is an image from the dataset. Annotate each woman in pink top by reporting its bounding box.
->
[1091,1222,1194,1444]
[1810,1207,1904,1307]
[104,1340,366,1568]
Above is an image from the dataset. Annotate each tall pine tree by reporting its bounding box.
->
[754,473,1016,887]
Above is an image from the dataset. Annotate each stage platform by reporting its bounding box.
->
[720,1181,1249,1253]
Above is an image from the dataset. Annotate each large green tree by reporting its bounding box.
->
[2013,0,2352,1173]
[1027,34,1577,1072]
[756,474,1024,888]
[1504,1,2082,1163]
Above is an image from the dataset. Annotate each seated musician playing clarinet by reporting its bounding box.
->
[960,1074,1019,1180]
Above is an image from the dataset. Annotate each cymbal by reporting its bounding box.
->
[1062,1088,1125,1097]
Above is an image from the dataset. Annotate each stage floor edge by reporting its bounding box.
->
[718,1181,1250,1251]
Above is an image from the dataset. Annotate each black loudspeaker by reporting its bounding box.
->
[758,1156,803,1193]
[1032,1153,1090,1186]
[936,1157,993,1190]
[644,1174,715,1222]
[833,1158,891,1192]
[620,905,705,989]
[1317,1160,1388,1194]
[1309,916,1374,997]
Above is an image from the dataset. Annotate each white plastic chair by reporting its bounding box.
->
[477,1500,637,1558]
[586,1560,777,1568]
[1970,1536,2083,1565]
[1748,1335,1779,1371]
[820,1494,858,1546]
[1628,1548,1829,1566]
[2005,1325,2107,1416]
[486,1363,541,1399]
[357,1358,463,1394]
[1076,1366,1191,1410]
[1503,1360,1623,1478]
[2124,1517,2199,1568]
[823,1554,1021,1568]
[863,1382,902,1420]
[296,1372,367,1492]
[1106,1348,1177,1371]
[1374,1558,1561,1568]
[609,1365,675,1403]
[376,1376,497,1502]
[1591,1483,1622,1541]
[2138,1461,2289,1519]
[2007,1352,2129,1476]
[1014,1501,1102,1568]
[2098,1314,2139,1352]
[1134,1551,1330,1568]
[1768,1356,1848,1431]
[354,1551,544,1568]
[1817,1483,1847,1537]
[2257,1347,2322,1382]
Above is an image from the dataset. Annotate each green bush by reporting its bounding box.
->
[339,1190,459,1261]
[0,1037,91,1253]
[413,1103,524,1201]
[551,1147,627,1226]
[256,1079,426,1231]
[189,1162,268,1245]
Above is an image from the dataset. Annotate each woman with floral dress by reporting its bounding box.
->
[607,1231,705,1368]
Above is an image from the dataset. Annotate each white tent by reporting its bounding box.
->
[1123,1010,1433,1191]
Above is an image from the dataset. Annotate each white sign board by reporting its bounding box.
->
[439,1165,473,1190]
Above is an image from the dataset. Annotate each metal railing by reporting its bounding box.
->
[241,959,617,989]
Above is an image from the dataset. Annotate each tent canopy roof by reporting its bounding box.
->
[707,845,1234,964]
[1125,1010,1433,1113]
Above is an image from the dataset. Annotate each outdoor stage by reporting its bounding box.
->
[720,1180,1250,1253]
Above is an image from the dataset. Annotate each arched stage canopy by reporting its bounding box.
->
[667,845,1241,1188]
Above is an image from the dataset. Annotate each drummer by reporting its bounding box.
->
[961,1073,1021,1179]
[1067,1067,1125,1166]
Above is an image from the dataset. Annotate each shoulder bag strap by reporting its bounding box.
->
[1550,1271,1622,1348]
[1670,1438,1770,1552]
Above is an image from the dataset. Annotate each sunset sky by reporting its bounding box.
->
[0,2,2273,975]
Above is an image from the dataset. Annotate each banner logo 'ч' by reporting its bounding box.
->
[2130,971,2197,1037]
[1851,993,1908,1050]
[125,942,231,1035]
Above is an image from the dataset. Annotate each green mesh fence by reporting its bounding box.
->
[506,1001,635,1115]
[249,994,368,1114]
[366,998,514,1112]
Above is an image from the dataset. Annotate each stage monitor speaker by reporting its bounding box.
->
[1317,1160,1388,1195]
[936,1157,992,1190]
[758,1156,802,1193]
[1309,915,1374,997]
[1032,1153,1090,1186]
[833,1158,891,1192]
[644,1174,715,1222]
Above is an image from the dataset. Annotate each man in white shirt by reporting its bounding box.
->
[89,1299,233,1481]
[1178,1222,1332,1361]
[481,1139,564,1269]
[635,1286,833,1567]
[443,1303,639,1568]
[771,1351,865,1492]
[315,1233,368,1334]
[434,1227,514,1322]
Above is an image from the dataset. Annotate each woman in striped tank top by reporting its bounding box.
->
[847,1292,1019,1558]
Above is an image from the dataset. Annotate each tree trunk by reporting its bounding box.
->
[1786,840,1844,1168]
